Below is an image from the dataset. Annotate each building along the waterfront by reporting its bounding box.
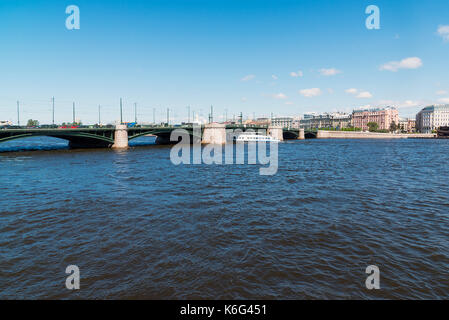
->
[271,117,293,129]
[352,107,399,131]
[291,116,302,129]
[300,112,351,129]
[398,118,416,133]
[416,105,449,133]
[243,117,271,126]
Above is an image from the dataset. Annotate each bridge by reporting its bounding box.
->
[0,125,317,149]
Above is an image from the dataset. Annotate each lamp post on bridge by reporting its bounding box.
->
[210,105,214,123]
[52,97,55,126]
[120,98,123,124]
[17,101,20,126]
[187,105,190,124]
[166,108,170,126]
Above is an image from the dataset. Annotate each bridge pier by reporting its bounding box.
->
[298,128,305,140]
[202,123,227,144]
[268,126,284,141]
[112,124,129,149]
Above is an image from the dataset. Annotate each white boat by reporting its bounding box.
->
[235,132,280,142]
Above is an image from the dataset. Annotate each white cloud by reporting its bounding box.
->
[319,68,341,76]
[380,57,423,72]
[327,88,334,94]
[345,88,358,94]
[436,90,448,95]
[299,88,322,97]
[285,101,294,105]
[378,99,424,109]
[437,25,449,41]
[378,100,395,106]
[356,91,373,99]
[272,74,278,80]
[402,100,419,107]
[346,88,372,98]
[241,97,247,102]
[241,74,255,81]
[439,97,449,104]
[272,93,287,100]
[290,70,303,78]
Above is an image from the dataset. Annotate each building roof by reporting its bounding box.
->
[353,107,396,113]
[420,104,449,112]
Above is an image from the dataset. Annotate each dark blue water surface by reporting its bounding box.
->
[1,137,448,299]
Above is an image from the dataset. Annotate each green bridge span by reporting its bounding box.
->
[0,125,317,148]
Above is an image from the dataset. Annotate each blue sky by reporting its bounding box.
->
[1,0,449,124]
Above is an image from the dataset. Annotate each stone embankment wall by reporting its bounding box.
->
[317,130,436,139]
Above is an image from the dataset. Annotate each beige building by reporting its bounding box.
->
[300,112,351,129]
[271,117,293,129]
[398,118,416,133]
[352,107,399,131]
[407,119,416,132]
[291,117,302,129]
[243,118,271,126]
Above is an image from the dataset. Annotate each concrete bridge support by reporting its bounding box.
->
[202,123,227,144]
[112,124,129,149]
[268,126,284,141]
[298,128,305,140]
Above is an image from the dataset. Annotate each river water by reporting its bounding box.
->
[0,137,448,299]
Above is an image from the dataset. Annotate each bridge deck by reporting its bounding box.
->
[0,126,315,147]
